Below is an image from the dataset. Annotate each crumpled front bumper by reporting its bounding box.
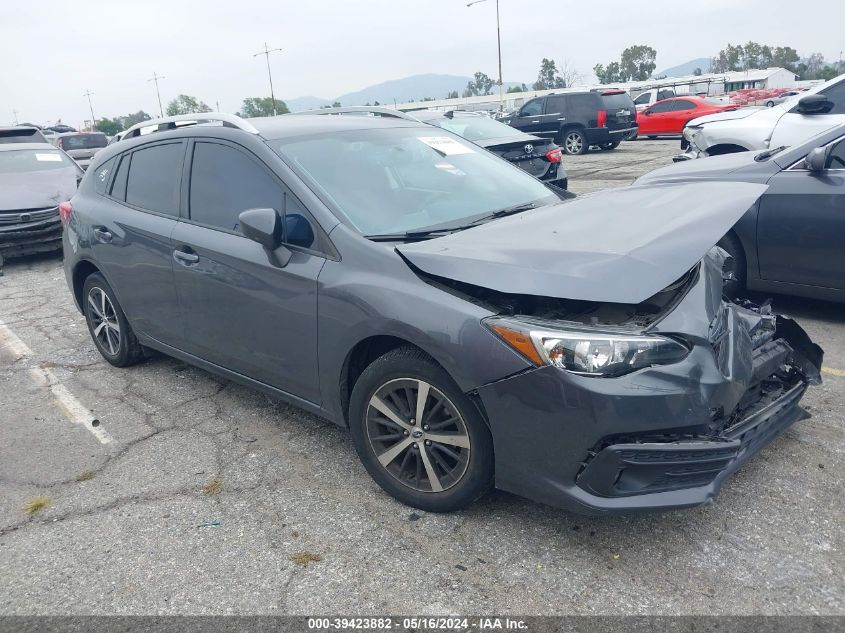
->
[475,266,823,515]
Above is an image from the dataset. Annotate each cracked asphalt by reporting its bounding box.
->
[1,139,843,616]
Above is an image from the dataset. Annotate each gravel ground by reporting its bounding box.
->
[1,139,843,616]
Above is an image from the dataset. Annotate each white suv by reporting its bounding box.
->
[678,73,845,160]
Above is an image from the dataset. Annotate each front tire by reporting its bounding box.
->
[766,101,775,107]
[348,347,493,512]
[560,128,588,155]
[82,273,143,367]
[599,141,621,151]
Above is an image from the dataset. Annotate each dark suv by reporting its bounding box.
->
[500,90,637,155]
[62,113,821,516]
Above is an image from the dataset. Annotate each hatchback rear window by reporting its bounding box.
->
[59,134,108,150]
[0,128,47,144]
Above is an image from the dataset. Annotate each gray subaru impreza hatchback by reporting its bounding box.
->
[62,113,822,515]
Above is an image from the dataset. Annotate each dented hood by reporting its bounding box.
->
[397,182,768,304]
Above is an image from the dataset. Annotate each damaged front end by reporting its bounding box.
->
[454,250,823,514]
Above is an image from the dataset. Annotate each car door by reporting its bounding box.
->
[770,79,845,148]
[638,100,675,135]
[509,98,545,135]
[89,140,184,346]
[170,139,325,403]
[668,99,698,134]
[535,95,567,138]
[757,134,845,290]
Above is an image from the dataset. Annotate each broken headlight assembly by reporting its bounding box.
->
[485,317,690,377]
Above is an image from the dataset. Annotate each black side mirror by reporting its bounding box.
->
[805,146,831,173]
[796,94,834,115]
[643,109,652,116]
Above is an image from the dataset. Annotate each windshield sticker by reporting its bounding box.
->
[434,162,466,176]
[35,153,62,162]
[418,136,473,156]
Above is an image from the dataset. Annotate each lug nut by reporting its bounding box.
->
[422,425,429,431]
[425,440,432,446]
[409,418,416,426]
[403,430,409,436]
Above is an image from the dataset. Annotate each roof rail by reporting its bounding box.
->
[118,113,260,141]
[297,106,421,122]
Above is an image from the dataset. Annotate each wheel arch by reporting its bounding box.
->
[706,143,749,156]
[71,259,103,312]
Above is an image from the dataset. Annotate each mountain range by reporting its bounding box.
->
[655,58,713,78]
[285,73,525,111]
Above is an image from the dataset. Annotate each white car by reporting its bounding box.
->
[678,73,845,160]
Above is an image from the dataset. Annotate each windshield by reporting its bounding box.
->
[428,115,526,142]
[59,134,108,150]
[0,149,77,174]
[273,127,557,236]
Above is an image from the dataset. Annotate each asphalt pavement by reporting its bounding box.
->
[1,139,843,615]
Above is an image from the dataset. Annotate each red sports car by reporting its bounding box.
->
[635,96,738,138]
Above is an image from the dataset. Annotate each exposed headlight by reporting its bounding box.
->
[485,317,690,377]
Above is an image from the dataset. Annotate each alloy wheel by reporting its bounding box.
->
[565,132,583,154]
[87,287,121,356]
[365,378,470,493]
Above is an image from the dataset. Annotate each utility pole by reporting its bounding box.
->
[12,109,18,125]
[253,43,283,116]
[467,0,504,113]
[148,72,166,117]
[83,89,96,128]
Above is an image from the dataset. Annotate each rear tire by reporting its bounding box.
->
[560,128,588,155]
[82,273,143,367]
[348,347,494,512]
[648,135,658,140]
[766,101,775,107]
[716,233,746,299]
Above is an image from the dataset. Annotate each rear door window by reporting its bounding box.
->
[648,101,675,113]
[188,141,315,248]
[125,142,183,215]
[545,96,566,115]
[672,99,696,111]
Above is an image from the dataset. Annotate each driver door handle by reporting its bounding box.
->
[173,248,199,266]
[93,227,112,243]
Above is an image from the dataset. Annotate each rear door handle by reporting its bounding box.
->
[173,248,199,266]
[530,120,540,124]
[93,227,112,243]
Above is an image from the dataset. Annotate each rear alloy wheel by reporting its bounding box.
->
[766,101,775,107]
[599,141,621,151]
[82,273,143,367]
[349,347,493,512]
[561,129,588,155]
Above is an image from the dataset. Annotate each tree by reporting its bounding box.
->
[332,101,342,107]
[464,71,495,97]
[533,58,559,90]
[239,97,288,117]
[712,43,800,73]
[446,90,459,99]
[816,66,839,81]
[95,118,122,136]
[166,94,212,116]
[507,83,528,93]
[693,67,703,76]
[557,60,583,88]
[118,111,151,129]
[620,45,657,81]
[593,61,622,84]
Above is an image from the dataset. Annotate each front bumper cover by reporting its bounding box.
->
[475,280,822,515]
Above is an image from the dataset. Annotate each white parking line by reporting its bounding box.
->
[0,320,112,444]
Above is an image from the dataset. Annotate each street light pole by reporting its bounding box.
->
[83,89,96,128]
[467,0,504,113]
[148,72,166,117]
[253,43,283,116]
